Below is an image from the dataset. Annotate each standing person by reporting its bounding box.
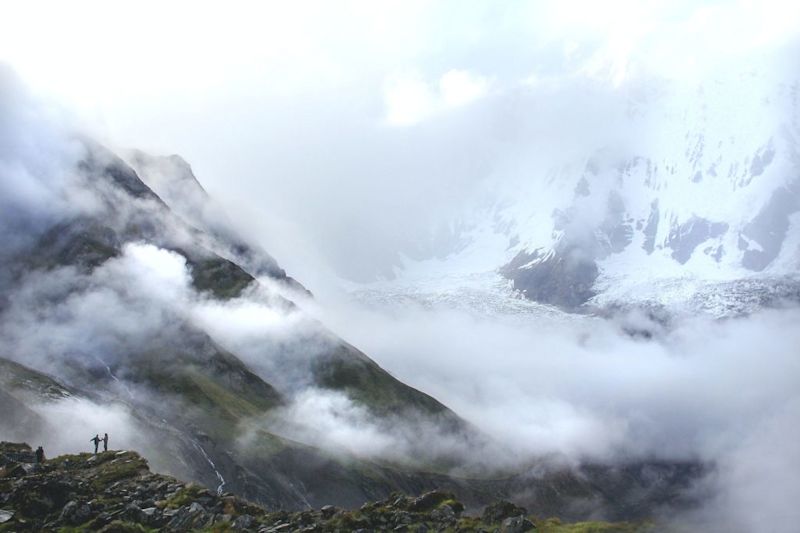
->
[35,446,45,464]
[90,434,100,454]
[102,433,109,452]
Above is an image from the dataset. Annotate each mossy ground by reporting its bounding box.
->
[57,523,157,533]
[161,483,207,509]
[532,517,653,533]
[313,349,452,418]
[189,257,253,299]
[125,347,282,445]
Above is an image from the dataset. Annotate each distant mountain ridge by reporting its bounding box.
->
[379,60,800,312]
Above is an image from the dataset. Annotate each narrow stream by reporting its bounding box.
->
[94,356,134,400]
[192,440,226,496]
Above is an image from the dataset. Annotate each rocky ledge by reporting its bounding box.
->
[0,442,648,532]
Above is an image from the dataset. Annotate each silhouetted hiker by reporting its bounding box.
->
[91,434,100,454]
[103,433,109,452]
[35,446,45,464]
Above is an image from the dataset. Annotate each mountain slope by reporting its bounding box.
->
[0,357,703,521]
[4,139,451,417]
[0,134,479,496]
[125,149,309,294]
[0,129,706,518]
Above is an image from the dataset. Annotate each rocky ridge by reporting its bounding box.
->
[0,442,649,532]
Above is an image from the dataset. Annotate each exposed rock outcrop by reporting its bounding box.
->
[0,443,651,532]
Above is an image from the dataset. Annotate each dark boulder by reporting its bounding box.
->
[501,515,536,532]
[482,500,528,523]
[59,500,93,525]
[408,490,457,512]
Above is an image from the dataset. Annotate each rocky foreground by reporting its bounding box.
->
[0,442,649,532]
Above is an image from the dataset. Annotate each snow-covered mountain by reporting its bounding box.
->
[366,52,800,315]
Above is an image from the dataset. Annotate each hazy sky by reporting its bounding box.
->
[2,0,799,284]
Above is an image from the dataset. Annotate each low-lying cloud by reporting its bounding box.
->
[314,292,800,528]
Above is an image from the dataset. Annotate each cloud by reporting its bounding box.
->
[439,69,490,107]
[334,300,800,457]
[0,67,97,264]
[0,244,190,381]
[23,398,144,457]
[189,289,336,393]
[675,398,800,532]
[313,292,800,525]
[384,74,436,126]
[384,69,490,126]
[263,388,399,458]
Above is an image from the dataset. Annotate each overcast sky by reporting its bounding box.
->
[2,0,799,285]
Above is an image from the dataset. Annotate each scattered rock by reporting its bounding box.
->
[430,504,457,524]
[408,490,453,511]
[167,501,208,530]
[501,515,536,532]
[59,500,92,525]
[483,500,528,523]
[233,513,255,529]
[0,441,643,532]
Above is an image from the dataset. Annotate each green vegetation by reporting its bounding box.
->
[89,455,149,491]
[57,524,157,533]
[175,369,268,419]
[198,524,235,533]
[25,220,120,272]
[0,357,72,399]
[57,450,117,466]
[126,347,283,443]
[189,257,254,299]
[312,344,455,419]
[238,429,289,458]
[438,498,465,513]
[161,483,207,509]
[84,521,154,533]
[532,517,653,532]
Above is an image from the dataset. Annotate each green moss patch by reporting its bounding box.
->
[189,257,254,299]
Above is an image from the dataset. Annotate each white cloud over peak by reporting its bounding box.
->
[384,69,490,126]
